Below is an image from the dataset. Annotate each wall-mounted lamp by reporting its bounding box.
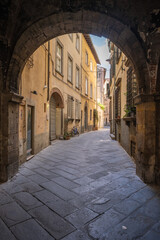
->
[31,90,38,95]
[43,85,47,89]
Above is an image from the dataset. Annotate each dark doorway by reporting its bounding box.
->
[27,106,33,156]
[84,105,88,131]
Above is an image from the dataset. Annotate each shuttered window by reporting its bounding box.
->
[85,77,88,95]
[75,99,80,120]
[67,95,74,119]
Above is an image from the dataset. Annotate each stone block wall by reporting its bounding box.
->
[120,120,131,155]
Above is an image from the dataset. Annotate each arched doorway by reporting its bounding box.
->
[50,88,64,141]
[84,102,88,131]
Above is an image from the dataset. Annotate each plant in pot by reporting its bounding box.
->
[124,105,136,117]
[63,131,70,140]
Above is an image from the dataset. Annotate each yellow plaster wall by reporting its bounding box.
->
[81,35,97,130]
[19,45,49,161]
[49,34,82,132]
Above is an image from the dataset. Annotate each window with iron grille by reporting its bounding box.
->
[115,86,121,118]
[75,99,80,120]
[127,67,138,107]
[67,95,74,119]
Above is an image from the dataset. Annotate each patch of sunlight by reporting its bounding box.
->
[99,139,111,142]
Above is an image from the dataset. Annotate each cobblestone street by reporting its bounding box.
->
[0,128,160,240]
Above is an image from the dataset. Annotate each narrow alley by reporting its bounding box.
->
[0,128,160,240]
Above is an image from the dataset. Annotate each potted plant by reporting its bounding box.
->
[124,105,136,117]
[63,131,70,140]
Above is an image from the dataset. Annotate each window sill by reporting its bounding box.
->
[67,80,73,85]
[76,48,80,53]
[68,118,74,122]
[123,116,136,122]
[55,69,64,77]
[76,86,80,90]
[123,116,136,127]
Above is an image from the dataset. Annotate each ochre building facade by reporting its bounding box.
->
[81,34,100,132]
[109,41,138,160]
[19,34,100,163]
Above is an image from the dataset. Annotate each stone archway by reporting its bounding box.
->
[50,88,64,109]
[0,1,160,183]
[8,11,148,94]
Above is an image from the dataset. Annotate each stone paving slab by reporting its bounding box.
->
[0,191,14,205]
[61,230,90,240]
[13,192,43,210]
[0,202,31,227]
[0,218,16,240]
[10,219,55,240]
[29,205,75,239]
[34,189,78,217]
[51,176,80,189]
[0,128,160,239]
[40,181,78,200]
[65,207,98,228]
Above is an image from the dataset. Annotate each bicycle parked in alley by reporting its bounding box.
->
[71,126,79,137]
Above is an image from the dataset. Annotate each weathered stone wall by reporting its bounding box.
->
[120,120,130,155]
[136,99,156,183]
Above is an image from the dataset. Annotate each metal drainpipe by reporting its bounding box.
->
[47,41,50,101]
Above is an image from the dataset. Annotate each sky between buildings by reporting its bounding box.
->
[90,34,110,78]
